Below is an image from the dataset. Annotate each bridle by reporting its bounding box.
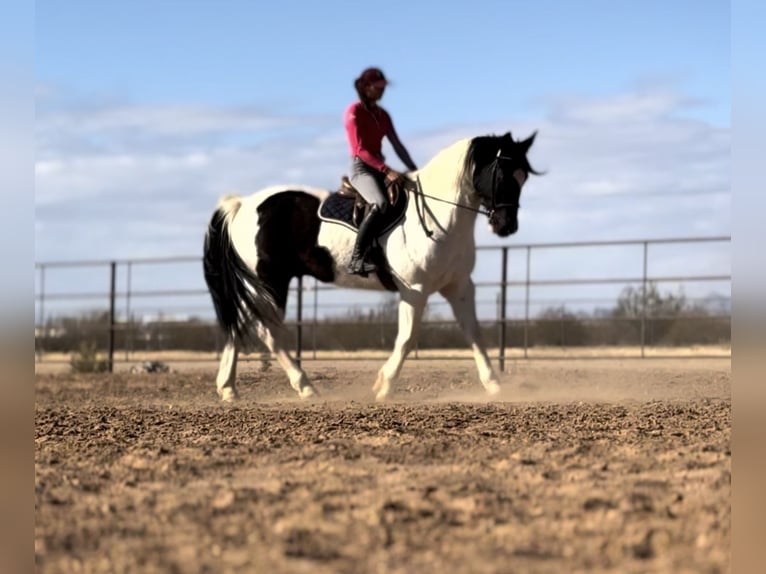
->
[410,150,524,237]
[490,153,523,212]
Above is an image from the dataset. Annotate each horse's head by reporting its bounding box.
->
[467,131,542,237]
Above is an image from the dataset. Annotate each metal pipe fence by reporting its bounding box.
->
[34,236,731,371]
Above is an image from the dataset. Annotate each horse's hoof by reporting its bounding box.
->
[372,372,386,394]
[299,385,318,399]
[484,381,501,396]
[218,388,239,402]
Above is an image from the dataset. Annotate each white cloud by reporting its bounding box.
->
[40,104,293,137]
[546,89,697,124]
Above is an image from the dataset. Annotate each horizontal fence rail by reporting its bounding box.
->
[34,236,731,372]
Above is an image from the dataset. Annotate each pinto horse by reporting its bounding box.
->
[203,131,540,401]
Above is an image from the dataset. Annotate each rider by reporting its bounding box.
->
[344,67,418,276]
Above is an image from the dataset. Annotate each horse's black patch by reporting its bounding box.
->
[254,191,400,306]
[254,191,336,309]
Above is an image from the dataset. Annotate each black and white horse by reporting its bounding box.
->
[203,131,540,401]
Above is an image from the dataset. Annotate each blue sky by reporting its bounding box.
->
[34,0,731,323]
[36,1,729,123]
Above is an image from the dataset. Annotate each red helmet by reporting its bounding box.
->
[356,67,388,87]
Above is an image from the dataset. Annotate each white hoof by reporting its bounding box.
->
[218,388,239,402]
[372,373,384,394]
[484,381,501,396]
[375,385,390,402]
[299,385,318,399]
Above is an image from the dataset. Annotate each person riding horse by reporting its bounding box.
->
[343,67,418,275]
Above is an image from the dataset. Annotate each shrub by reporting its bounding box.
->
[70,341,108,373]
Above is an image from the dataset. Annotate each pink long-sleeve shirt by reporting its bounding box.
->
[343,101,393,172]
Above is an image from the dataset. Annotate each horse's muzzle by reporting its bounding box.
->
[496,222,518,237]
[489,210,518,237]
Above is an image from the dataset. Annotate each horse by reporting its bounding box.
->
[203,130,541,402]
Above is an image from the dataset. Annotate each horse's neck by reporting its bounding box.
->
[407,137,479,232]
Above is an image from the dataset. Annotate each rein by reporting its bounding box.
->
[412,177,490,216]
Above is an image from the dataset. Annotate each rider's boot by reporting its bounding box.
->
[347,205,382,277]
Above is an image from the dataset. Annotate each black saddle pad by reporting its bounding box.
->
[318,187,408,235]
[318,193,358,228]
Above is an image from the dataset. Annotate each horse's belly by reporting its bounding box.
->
[316,222,391,291]
[317,222,355,266]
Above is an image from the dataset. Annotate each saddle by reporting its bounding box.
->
[336,176,403,227]
[318,175,409,233]
[337,176,369,228]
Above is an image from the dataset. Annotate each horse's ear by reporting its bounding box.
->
[520,130,537,152]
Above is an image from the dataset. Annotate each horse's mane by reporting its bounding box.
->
[409,137,475,201]
[405,134,528,208]
[412,133,522,194]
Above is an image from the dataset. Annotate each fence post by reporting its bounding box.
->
[37,265,46,361]
[108,261,116,373]
[125,261,132,361]
[524,245,532,358]
[641,241,648,358]
[312,278,318,360]
[498,247,508,371]
[560,308,566,349]
[296,276,303,367]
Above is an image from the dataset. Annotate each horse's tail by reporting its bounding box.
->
[203,194,281,344]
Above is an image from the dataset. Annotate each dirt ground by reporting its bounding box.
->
[35,357,731,573]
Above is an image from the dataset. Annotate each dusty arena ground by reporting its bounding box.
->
[35,355,731,573]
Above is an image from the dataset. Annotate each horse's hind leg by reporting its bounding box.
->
[256,319,318,399]
[373,290,426,401]
[440,279,501,395]
[216,338,240,401]
[216,320,317,401]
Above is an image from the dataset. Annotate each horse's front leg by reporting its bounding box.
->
[440,279,501,395]
[373,290,427,401]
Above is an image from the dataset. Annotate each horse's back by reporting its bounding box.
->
[247,184,330,206]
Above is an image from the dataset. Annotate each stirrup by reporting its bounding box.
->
[347,254,376,276]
